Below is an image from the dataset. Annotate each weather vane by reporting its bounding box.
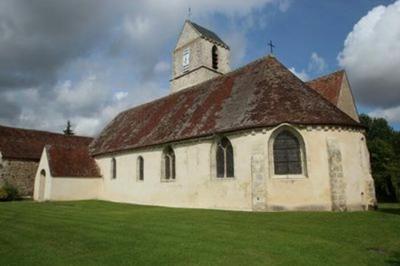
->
[268,40,275,54]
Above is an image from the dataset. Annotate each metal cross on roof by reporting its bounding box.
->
[188,7,192,19]
[268,40,275,54]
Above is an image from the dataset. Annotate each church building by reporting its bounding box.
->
[33,20,377,211]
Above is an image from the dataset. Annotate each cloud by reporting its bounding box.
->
[308,52,327,73]
[277,0,291,12]
[338,0,400,109]
[289,52,327,81]
[55,76,109,116]
[0,92,21,123]
[0,0,115,90]
[369,106,400,124]
[114,91,129,101]
[154,61,170,74]
[289,67,310,81]
[225,32,248,67]
[0,0,290,136]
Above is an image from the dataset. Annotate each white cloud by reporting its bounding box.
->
[55,76,108,112]
[154,61,170,74]
[369,106,400,124]
[114,91,129,101]
[308,52,327,73]
[225,32,248,67]
[278,0,291,12]
[289,67,309,81]
[289,52,327,81]
[338,0,400,109]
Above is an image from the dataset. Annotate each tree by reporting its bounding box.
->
[360,114,400,202]
[63,120,75,136]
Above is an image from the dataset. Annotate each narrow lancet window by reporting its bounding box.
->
[111,158,117,179]
[163,147,176,180]
[216,137,234,178]
[137,156,144,181]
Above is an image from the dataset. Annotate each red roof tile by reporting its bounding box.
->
[0,125,93,160]
[47,145,101,177]
[90,56,361,156]
[306,70,345,105]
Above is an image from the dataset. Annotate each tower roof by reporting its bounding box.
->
[188,20,229,49]
[90,56,361,156]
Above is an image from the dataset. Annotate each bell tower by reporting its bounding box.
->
[170,20,230,93]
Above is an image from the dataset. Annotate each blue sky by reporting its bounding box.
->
[0,0,399,134]
[246,0,393,69]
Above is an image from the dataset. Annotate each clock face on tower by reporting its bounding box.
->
[182,48,190,70]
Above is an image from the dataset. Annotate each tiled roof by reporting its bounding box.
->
[0,125,92,160]
[189,21,229,49]
[47,145,101,178]
[306,70,345,105]
[90,56,361,156]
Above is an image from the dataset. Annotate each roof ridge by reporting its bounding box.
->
[307,69,345,83]
[0,124,93,139]
[187,20,229,49]
[261,59,359,124]
[108,54,276,118]
[302,71,360,123]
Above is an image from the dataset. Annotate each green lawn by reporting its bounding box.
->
[0,201,399,265]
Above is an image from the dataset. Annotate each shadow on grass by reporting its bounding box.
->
[378,204,400,216]
[386,252,400,265]
[378,208,400,215]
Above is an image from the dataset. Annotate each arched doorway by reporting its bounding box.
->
[38,169,46,201]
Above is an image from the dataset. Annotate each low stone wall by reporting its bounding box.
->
[0,159,38,197]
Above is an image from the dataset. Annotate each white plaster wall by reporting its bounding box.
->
[337,76,360,122]
[33,147,102,201]
[33,148,52,201]
[95,125,375,211]
[265,127,371,211]
[49,177,101,201]
[96,139,252,211]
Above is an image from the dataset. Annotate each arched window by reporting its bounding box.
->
[212,45,218,70]
[273,131,302,175]
[111,158,117,179]
[216,137,234,178]
[163,147,175,180]
[137,156,144,181]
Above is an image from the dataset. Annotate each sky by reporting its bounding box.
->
[0,0,399,136]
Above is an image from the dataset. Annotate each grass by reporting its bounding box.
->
[0,201,399,266]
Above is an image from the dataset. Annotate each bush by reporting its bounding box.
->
[0,187,8,201]
[0,183,20,201]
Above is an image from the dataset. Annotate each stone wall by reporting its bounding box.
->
[171,21,230,93]
[0,158,38,197]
